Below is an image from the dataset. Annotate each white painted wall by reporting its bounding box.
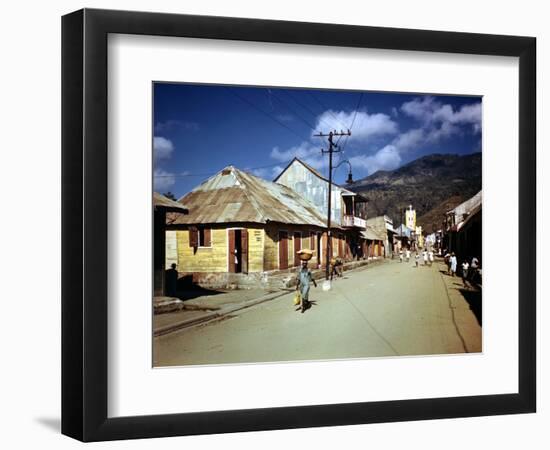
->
[0,1,546,449]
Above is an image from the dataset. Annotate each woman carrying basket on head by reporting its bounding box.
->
[296,250,317,313]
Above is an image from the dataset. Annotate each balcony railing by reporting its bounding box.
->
[342,215,366,229]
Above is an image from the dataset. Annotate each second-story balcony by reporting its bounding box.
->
[342,215,366,229]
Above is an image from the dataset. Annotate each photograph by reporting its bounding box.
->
[152,83,483,367]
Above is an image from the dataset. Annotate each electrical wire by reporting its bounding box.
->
[268,89,318,132]
[224,87,309,142]
[307,91,348,130]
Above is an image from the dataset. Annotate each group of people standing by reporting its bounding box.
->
[398,248,434,267]
[445,252,480,287]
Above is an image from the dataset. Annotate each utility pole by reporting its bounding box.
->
[315,130,351,280]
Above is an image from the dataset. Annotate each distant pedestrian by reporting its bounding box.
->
[422,249,428,266]
[428,249,434,266]
[449,252,457,277]
[165,263,178,297]
[296,260,317,313]
[461,260,470,287]
[415,252,420,267]
[406,248,411,262]
[444,252,451,274]
[399,249,403,263]
[469,256,480,283]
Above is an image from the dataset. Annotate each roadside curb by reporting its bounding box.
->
[154,258,390,337]
[153,289,292,337]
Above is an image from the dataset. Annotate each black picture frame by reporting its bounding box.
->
[62,8,536,442]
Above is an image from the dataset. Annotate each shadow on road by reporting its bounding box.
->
[459,288,482,326]
[295,300,318,314]
[175,283,224,301]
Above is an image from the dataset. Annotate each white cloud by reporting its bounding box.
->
[270,142,319,162]
[401,96,481,128]
[153,136,174,160]
[269,98,481,179]
[393,128,425,152]
[349,145,402,175]
[153,168,176,191]
[313,110,398,142]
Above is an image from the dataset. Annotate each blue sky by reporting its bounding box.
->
[153,83,482,197]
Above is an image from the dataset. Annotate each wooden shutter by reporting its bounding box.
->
[228,230,236,273]
[241,229,248,274]
[310,232,315,250]
[189,226,198,247]
[203,228,211,247]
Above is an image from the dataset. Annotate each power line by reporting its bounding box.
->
[339,92,364,153]
[224,87,309,141]
[268,89,318,132]
[307,91,348,130]
[282,89,335,131]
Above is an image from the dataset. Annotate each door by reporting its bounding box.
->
[279,231,288,270]
[228,229,248,273]
[293,232,301,266]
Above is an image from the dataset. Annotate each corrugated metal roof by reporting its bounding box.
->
[153,192,188,212]
[170,166,327,227]
[447,191,482,217]
[274,157,368,201]
[457,203,481,231]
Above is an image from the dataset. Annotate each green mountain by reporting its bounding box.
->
[347,152,481,231]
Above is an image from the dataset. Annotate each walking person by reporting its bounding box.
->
[449,252,457,277]
[469,256,480,283]
[422,249,428,266]
[461,259,470,287]
[444,251,451,275]
[406,248,411,263]
[428,249,434,266]
[296,259,317,313]
[415,251,420,267]
[399,249,403,263]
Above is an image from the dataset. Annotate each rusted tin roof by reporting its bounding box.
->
[153,192,188,212]
[170,166,327,227]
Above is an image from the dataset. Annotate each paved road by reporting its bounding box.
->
[153,259,482,367]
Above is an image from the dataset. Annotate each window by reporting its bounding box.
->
[189,227,211,247]
[199,228,211,247]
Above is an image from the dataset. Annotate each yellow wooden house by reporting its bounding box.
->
[166,166,342,288]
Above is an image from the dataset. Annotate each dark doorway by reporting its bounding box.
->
[234,229,242,273]
[228,228,248,274]
[279,231,288,270]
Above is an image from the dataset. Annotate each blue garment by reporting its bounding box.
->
[297,267,313,301]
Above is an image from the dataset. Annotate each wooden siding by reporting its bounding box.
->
[176,228,228,273]
[165,230,178,268]
[175,225,265,273]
